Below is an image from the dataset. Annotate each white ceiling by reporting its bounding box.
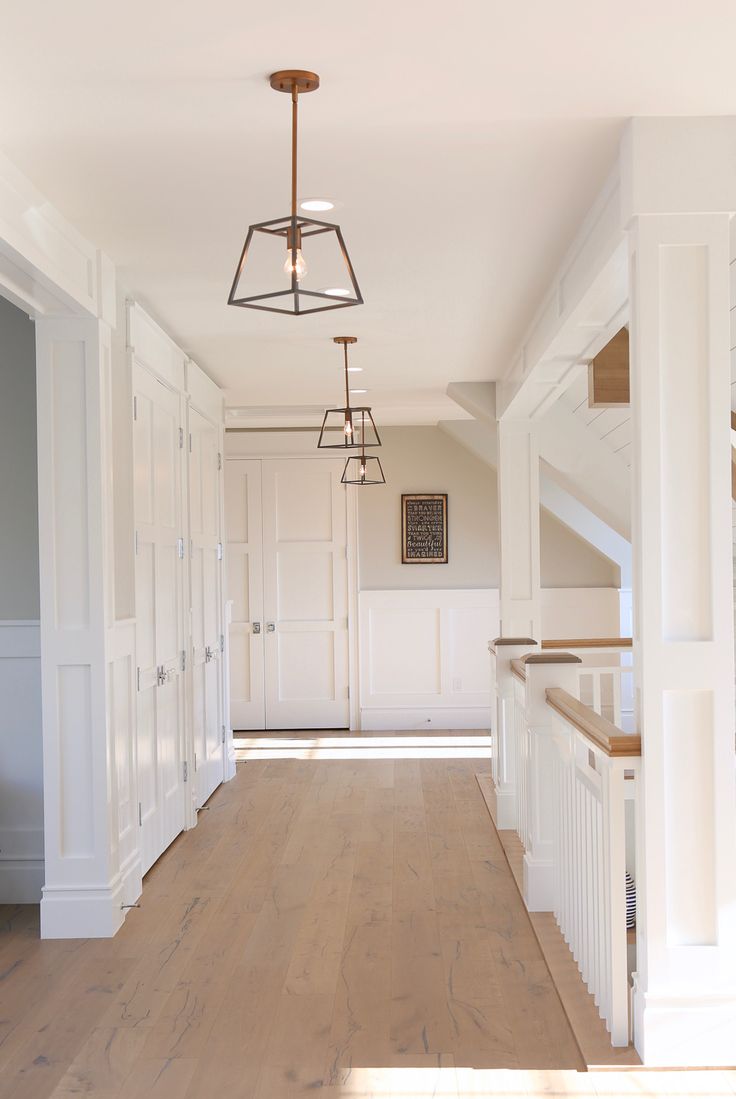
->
[2,1,736,422]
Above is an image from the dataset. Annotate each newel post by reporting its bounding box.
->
[521,652,581,912]
[489,637,537,828]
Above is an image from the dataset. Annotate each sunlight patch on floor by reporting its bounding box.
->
[234,733,493,760]
[334,1066,736,1098]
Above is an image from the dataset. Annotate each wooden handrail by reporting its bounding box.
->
[541,637,632,650]
[511,658,526,683]
[546,687,641,757]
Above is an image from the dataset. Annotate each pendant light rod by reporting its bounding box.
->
[269,70,319,219]
[334,336,357,412]
[291,82,298,220]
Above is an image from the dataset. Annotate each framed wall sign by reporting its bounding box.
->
[401,493,448,564]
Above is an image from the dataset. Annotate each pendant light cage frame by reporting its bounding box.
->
[317,338,381,451]
[341,453,386,486]
[317,405,382,450]
[227,69,363,316]
[228,214,363,315]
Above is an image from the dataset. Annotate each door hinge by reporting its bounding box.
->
[134,530,139,556]
[180,649,186,673]
[183,761,188,783]
[194,752,198,772]
[217,542,223,561]
[177,537,185,559]
[138,802,142,826]
[220,633,225,653]
[189,432,193,453]
[217,452,222,471]
[133,395,138,421]
[221,724,226,743]
[179,427,184,449]
[136,666,141,691]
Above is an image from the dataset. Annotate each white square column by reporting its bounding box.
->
[36,315,141,937]
[623,118,736,1065]
[497,419,541,640]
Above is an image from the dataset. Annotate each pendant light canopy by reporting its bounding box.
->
[318,337,381,451]
[227,71,363,316]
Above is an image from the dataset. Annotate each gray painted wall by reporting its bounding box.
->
[358,426,619,591]
[0,296,39,619]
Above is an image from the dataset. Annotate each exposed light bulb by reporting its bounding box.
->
[359,463,366,481]
[284,248,307,282]
[344,416,353,437]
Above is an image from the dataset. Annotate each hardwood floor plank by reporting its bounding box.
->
[0,742,670,1099]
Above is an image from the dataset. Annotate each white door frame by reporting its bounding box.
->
[225,443,361,731]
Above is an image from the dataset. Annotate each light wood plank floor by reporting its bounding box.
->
[1,749,735,1098]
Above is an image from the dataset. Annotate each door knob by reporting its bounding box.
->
[252,621,261,634]
[266,622,276,633]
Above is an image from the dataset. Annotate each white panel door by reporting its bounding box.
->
[261,459,349,729]
[133,365,187,875]
[189,406,224,806]
[225,459,265,730]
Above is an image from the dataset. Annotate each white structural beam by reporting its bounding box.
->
[624,117,736,1066]
[495,171,628,422]
[537,401,630,539]
[497,419,541,639]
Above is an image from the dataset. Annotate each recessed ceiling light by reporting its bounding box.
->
[347,366,363,373]
[300,198,334,212]
[350,388,368,395]
[322,287,353,297]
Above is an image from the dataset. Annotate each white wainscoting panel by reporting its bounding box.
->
[359,590,499,730]
[0,621,44,902]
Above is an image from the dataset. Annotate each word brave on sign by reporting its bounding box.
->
[401,493,448,564]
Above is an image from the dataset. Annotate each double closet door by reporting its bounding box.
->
[189,406,225,809]
[133,365,188,875]
[133,359,226,876]
[226,458,350,730]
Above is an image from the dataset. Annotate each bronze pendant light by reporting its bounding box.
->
[341,411,386,486]
[318,337,381,451]
[227,70,363,316]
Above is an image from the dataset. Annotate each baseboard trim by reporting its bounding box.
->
[360,706,492,731]
[40,854,142,939]
[633,978,736,1066]
[523,851,554,912]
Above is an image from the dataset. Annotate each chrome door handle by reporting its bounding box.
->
[157,665,166,686]
[266,622,276,633]
[252,621,261,634]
